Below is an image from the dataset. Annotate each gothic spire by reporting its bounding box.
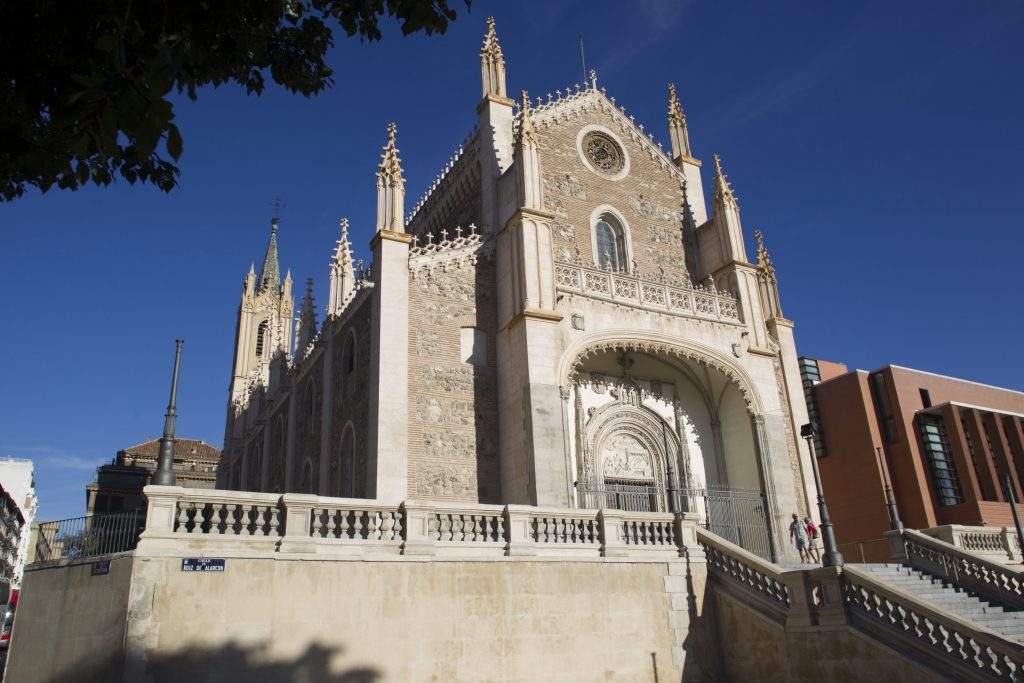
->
[667,83,692,161]
[515,90,543,210]
[258,219,281,292]
[754,229,777,282]
[480,17,507,99]
[328,218,355,316]
[375,123,406,233]
[296,277,318,358]
[712,154,737,206]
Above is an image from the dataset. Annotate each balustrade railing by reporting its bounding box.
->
[173,490,284,538]
[920,524,1021,567]
[553,261,742,325]
[137,486,687,559]
[696,527,790,618]
[892,528,1024,611]
[843,565,1024,681]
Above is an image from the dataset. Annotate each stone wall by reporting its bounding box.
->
[328,297,372,498]
[7,554,134,682]
[407,245,499,502]
[712,588,934,682]
[537,108,692,286]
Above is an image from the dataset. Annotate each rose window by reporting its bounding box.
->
[582,131,625,174]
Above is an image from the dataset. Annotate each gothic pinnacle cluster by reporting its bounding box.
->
[712,154,737,206]
[328,218,355,316]
[480,16,507,99]
[375,123,406,234]
[754,229,776,283]
[667,83,692,161]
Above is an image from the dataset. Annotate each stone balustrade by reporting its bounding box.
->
[919,524,1022,567]
[889,528,1024,611]
[700,525,1024,681]
[138,486,697,560]
[553,261,742,325]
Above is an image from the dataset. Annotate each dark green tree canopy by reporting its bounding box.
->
[0,1,467,201]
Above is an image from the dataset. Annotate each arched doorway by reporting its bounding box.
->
[560,335,776,560]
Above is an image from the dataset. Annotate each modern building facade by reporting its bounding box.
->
[219,18,819,562]
[801,359,1024,561]
[86,438,221,516]
[0,458,36,588]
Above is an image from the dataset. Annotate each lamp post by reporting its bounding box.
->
[1003,474,1024,559]
[152,339,184,486]
[662,418,679,515]
[876,447,903,531]
[801,423,843,567]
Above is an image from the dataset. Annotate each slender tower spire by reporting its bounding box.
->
[667,83,692,162]
[328,218,355,316]
[480,17,507,99]
[152,339,184,486]
[295,278,317,358]
[515,90,543,210]
[259,219,281,292]
[375,123,405,234]
[755,229,784,319]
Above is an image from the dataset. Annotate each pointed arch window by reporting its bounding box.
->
[255,321,269,357]
[595,214,627,272]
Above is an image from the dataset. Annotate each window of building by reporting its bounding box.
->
[919,388,932,408]
[798,357,827,457]
[918,415,964,507]
[255,320,269,357]
[595,214,627,272]
[960,409,993,501]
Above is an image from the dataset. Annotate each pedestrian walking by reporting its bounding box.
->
[804,516,821,563]
[789,513,809,563]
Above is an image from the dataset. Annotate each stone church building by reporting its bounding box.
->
[219,18,816,562]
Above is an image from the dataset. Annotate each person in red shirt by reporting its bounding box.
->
[803,517,821,563]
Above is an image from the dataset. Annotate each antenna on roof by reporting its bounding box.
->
[271,197,286,222]
[579,34,587,85]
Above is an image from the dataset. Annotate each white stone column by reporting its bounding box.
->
[366,230,411,503]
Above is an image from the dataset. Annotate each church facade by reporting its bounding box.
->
[219,18,816,562]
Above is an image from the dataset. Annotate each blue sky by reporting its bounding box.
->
[2,1,1022,521]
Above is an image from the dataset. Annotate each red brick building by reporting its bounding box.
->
[800,359,1024,561]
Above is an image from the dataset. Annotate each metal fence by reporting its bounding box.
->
[33,509,144,563]
[578,482,662,512]
[684,486,772,561]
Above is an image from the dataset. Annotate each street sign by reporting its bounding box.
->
[181,558,226,572]
[91,560,110,576]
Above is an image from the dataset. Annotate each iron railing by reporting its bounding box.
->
[684,487,773,562]
[33,509,144,562]
[577,482,662,512]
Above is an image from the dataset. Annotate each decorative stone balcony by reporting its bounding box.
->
[137,486,695,560]
[554,261,742,325]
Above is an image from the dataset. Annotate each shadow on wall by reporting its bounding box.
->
[681,553,725,683]
[37,642,380,683]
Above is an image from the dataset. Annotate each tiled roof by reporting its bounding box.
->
[118,438,222,463]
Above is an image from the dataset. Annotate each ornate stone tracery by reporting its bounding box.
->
[581,131,625,174]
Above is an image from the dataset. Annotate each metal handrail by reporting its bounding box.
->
[32,509,144,563]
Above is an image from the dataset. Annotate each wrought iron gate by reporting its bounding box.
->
[684,486,772,561]
[578,481,661,512]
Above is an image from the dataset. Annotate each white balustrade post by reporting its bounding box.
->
[278,493,318,554]
[675,512,702,561]
[1002,527,1021,564]
[135,485,185,554]
[505,505,537,556]
[402,502,437,556]
[807,566,847,628]
[599,509,627,557]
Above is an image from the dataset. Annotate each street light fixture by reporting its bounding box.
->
[152,339,184,486]
[801,423,843,567]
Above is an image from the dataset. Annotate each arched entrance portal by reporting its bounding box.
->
[561,336,776,560]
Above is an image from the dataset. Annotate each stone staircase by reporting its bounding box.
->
[864,563,1024,641]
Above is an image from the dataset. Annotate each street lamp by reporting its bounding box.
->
[152,339,184,486]
[801,423,843,567]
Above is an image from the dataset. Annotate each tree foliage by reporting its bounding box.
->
[0,1,468,201]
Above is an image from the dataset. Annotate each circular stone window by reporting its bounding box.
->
[577,125,629,181]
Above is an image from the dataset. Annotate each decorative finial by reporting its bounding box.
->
[376,122,404,188]
[589,69,597,89]
[712,154,737,204]
[754,228,777,282]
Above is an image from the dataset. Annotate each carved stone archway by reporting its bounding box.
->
[557,330,765,415]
